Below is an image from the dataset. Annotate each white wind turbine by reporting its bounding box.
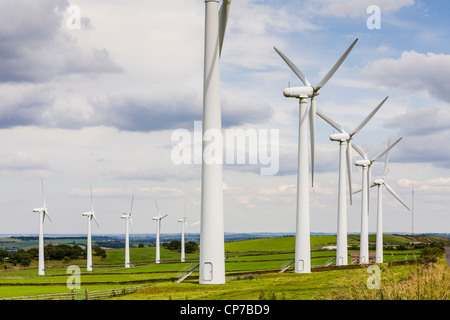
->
[274,38,358,273]
[352,137,402,264]
[316,96,388,266]
[81,185,100,272]
[153,200,168,264]
[372,143,410,263]
[200,0,231,285]
[121,194,134,268]
[177,201,187,262]
[32,178,52,276]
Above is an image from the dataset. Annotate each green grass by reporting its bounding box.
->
[0,234,440,300]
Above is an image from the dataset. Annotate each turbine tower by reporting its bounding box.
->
[121,195,134,268]
[153,200,168,264]
[372,144,410,263]
[178,201,187,262]
[274,38,358,273]
[200,0,231,284]
[81,185,100,272]
[32,178,52,276]
[352,138,402,264]
[316,96,388,266]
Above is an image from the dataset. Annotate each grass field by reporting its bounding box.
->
[0,234,447,300]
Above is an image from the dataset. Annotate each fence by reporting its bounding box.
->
[2,284,148,301]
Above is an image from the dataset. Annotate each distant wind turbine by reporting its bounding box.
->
[177,201,188,262]
[274,38,358,273]
[121,194,134,268]
[372,144,410,263]
[81,185,100,271]
[32,178,52,276]
[153,200,168,264]
[352,137,403,264]
[317,96,388,266]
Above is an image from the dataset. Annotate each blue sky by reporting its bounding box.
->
[0,0,449,236]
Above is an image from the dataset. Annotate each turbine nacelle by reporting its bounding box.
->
[282,86,314,99]
[33,208,45,213]
[355,159,371,167]
[82,211,93,217]
[329,132,350,142]
[373,178,385,185]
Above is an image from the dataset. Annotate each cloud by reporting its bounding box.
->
[0,152,50,176]
[0,0,122,84]
[384,107,450,137]
[363,51,450,103]
[308,0,414,17]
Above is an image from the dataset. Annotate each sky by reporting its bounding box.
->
[0,0,449,236]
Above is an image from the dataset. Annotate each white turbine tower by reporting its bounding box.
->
[200,0,231,284]
[316,96,388,266]
[274,38,358,273]
[372,144,410,263]
[32,178,52,276]
[178,202,187,262]
[81,185,100,272]
[352,138,402,264]
[153,200,168,264]
[121,195,134,268]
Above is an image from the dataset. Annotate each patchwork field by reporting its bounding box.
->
[0,234,447,300]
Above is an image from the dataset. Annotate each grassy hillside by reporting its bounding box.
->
[0,234,446,300]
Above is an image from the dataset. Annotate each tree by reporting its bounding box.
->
[93,246,107,259]
[185,241,198,254]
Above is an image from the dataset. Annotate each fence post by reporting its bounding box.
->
[85,288,89,300]
[72,289,75,300]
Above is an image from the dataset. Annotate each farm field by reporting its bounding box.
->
[0,234,447,300]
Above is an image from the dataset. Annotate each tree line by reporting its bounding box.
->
[0,244,107,267]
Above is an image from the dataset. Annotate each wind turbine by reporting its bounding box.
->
[372,143,410,263]
[316,96,388,266]
[121,194,134,268]
[153,200,168,264]
[352,137,402,264]
[32,178,52,276]
[81,185,100,271]
[178,201,188,262]
[200,0,231,284]
[274,38,358,273]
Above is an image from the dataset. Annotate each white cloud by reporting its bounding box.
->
[363,51,450,103]
[308,0,414,17]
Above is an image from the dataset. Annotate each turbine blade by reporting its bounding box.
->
[352,188,362,195]
[384,182,410,211]
[218,0,231,57]
[129,218,135,240]
[383,140,390,178]
[93,214,100,229]
[314,38,358,91]
[161,214,168,219]
[41,177,47,209]
[346,141,353,205]
[273,47,311,87]
[350,96,388,137]
[309,97,316,186]
[316,110,344,133]
[154,200,160,215]
[90,184,94,212]
[371,137,402,162]
[352,143,367,159]
[44,211,53,223]
[130,194,134,214]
